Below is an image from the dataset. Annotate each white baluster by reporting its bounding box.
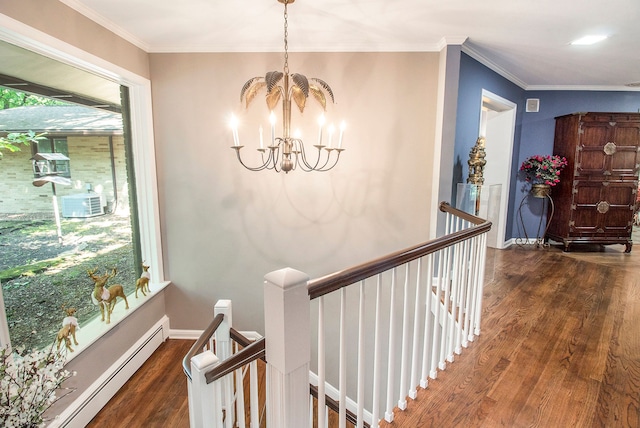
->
[214,300,234,428]
[467,236,480,341]
[371,274,382,427]
[385,268,397,422]
[409,257,423,399]
[447,242,462,362]
[356,281,366,428]
[317,296,326,428]
[339,287,347,428]
[475,234,488,336]
[420,254,434,388]
[439,244,452,370]
[235,367,246,428]
[430,250,444,379]
[398,263,411,410]
[458,238,471,350]
[250,360,259,428]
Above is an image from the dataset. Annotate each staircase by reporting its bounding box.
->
[184,202,491,427]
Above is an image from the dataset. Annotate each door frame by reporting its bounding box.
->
[478,89,517,249]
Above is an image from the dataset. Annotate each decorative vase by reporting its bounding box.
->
[531,183,551,198]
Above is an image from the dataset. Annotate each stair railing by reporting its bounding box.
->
[304,201,490,427]
[183,300,265,428]
[186,202,490,428]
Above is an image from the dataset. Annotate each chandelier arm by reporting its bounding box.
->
[232,146,277,172]
[318,150,343,172]
[296,141,334,171]
[299,144,344,172]
[291,139,316,172]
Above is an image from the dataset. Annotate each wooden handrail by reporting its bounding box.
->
[230,327,258,349]
[308,201,491,300]
[438,201,486,224]
[309,384,370,428]
[205,337,266,384]
[182,313,224,381]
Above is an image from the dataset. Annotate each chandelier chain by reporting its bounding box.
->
[283,2,289,74]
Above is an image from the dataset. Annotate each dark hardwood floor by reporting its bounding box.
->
[382,241,640,427]
[87,339,193,428]
[88,240,640,427]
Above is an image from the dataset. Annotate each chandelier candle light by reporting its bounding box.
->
[230,0,345,173]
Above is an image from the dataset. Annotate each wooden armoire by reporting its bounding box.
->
[546,112,640,252]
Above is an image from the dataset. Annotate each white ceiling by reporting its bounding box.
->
[56,0,640,90]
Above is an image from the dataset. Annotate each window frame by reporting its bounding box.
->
[0,16,165,350]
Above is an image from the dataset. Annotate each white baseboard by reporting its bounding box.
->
[50,315,170,428]
[170,329,203,340]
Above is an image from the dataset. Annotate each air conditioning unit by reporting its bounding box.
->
[61,193,105,218]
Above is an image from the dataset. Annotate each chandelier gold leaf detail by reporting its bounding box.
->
[230,0,345,173]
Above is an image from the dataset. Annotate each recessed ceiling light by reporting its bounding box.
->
[571,35,608,45]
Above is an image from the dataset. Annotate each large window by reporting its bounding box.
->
[0,36,163,356]
[0,104,141,352]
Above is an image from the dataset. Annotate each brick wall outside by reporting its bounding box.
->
[0,135,129,215]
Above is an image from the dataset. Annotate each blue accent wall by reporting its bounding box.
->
[455,53,640,243]
[455,52,525,240]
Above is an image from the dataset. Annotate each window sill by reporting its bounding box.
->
[62,281,170,363]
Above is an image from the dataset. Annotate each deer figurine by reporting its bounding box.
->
[89,267,129,324]
[135,263,151,298]
[56,305,80,352]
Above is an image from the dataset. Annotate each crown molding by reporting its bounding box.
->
[461,43,528,89]
[526,84,640,92]
[461,44,640,92]
[147,42,449,53]
[436,36,468,51]
[57,0,150,52]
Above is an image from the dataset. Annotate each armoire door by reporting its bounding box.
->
[577,120,640,179]
[570,180,636,236]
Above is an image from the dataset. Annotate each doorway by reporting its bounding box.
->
[478,89,516,249]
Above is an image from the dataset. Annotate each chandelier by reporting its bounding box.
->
[230,0,345,173]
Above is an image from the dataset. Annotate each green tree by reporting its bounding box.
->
[0,131,47,157]
[0,87,66,110]
[0,88,58,157]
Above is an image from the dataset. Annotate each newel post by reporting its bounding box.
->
[264,268,310,428]
[190,351,222,428]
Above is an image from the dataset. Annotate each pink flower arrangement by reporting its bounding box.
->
[520,154,568,187]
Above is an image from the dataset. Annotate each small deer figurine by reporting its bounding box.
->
[89,267,129,324]
[135,263,151,298]
[56,305,80,352]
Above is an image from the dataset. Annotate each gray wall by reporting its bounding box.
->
[150,51,441,333]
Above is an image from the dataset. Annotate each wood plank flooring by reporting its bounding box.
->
[88,241,640,427]
[87,339,193,428]
[381,242,640,427]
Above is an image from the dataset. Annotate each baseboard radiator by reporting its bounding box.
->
[50,316,170,427]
